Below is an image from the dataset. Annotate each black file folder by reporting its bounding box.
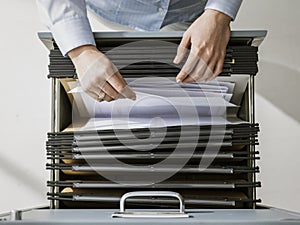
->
[38,31,266,210]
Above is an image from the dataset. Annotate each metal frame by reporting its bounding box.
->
[46,31,267,210]
[38,30,268,48]
[249,75,257,208]
[51,78,61,209]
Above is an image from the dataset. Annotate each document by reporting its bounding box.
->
[68,78,238,130]
[81,116,240,130]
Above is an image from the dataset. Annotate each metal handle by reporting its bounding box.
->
[225,58,235,64]
[120,191,185,213]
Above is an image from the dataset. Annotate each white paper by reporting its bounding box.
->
[81,116,245,131]
[67,77,238,130]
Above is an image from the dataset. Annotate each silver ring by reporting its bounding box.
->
[98,92,105,101]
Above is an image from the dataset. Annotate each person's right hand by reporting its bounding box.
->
[68,45,136,102]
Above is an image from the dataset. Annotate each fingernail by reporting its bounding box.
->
[176,78,181,83]
[209,76,215,82]
[173,55,179,64]
[122,86,136,100]
[130,93,136,101]
[129,88,136,100]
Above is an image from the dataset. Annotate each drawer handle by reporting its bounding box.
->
[112,191,189,218]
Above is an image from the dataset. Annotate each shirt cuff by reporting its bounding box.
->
[51,17,96,56]
[205,0,242,20]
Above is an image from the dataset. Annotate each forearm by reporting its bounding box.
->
[36,0,96,56]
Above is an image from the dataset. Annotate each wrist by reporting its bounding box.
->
[68,45,98,60]
[204,9,231,26]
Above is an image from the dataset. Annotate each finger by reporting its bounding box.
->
[176,50,199,82]
[208,58,224,82]
[203,57,217,82]
[191,48,215,83]
[214,55,225,76]
[107,71,136,100]
[84,85,107,102]
[119,85,136,101]
[173,33,190,64]
[86,90,103,102]
[212,50,226,79]
[112,72,131,99]
[96,61,135,100]
[182,75,196,83]
[182,63,205,83]
[103,94,113,102]
[98,81,119,100]
[182,56,208,83]
[94,88,114,102]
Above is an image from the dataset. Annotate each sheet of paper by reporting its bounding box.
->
[67,77,237,130]
[81,116,241,131]
[129,87,233,101]
[78,91,236,118]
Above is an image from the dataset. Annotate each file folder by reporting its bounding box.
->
[39,31,266,210]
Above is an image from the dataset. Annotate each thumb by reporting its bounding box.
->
[173,33,190,64]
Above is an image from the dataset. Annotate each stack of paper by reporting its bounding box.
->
[69,77,238,130]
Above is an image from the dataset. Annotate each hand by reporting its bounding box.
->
[68,45,136,102]
[173,9,231,83]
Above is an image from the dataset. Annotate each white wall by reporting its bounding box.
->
[0,0,299,213]
[232,0,300,212]
[0,0,49,212]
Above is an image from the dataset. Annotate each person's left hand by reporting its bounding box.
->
[173,9,231,83]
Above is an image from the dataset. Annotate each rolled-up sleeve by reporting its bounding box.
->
[36,0,96,56]
[205,0,243,20]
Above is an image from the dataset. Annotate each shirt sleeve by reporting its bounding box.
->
[36,0,96,56]
[204,0,243,20]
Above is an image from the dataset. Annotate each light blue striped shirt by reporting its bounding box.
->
[37,0,242,56]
